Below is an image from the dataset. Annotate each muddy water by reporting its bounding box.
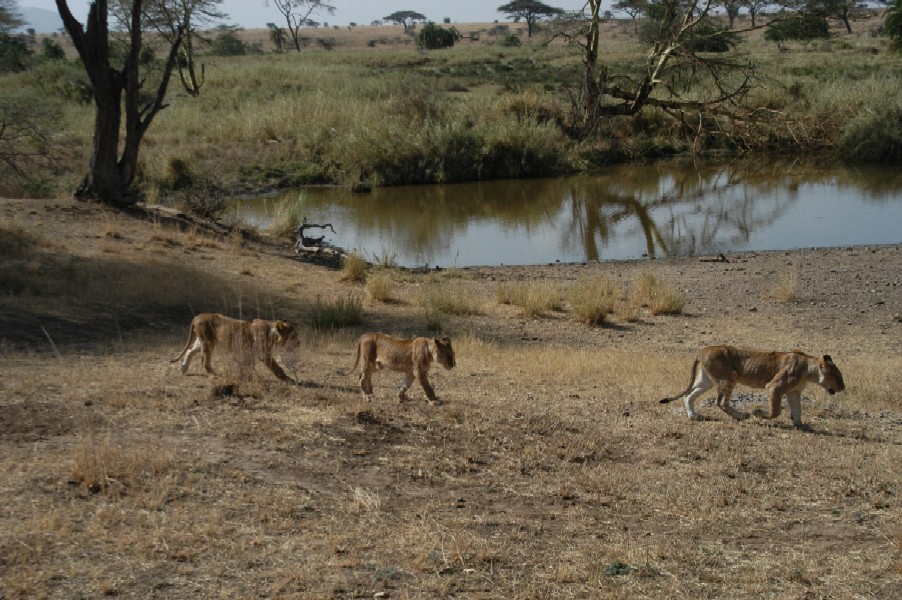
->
[230,160,902,267]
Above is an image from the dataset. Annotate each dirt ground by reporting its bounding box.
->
[1,197,901,599]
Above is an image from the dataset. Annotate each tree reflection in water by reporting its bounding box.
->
[233,160,902,267]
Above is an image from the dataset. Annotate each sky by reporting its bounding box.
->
[25,1,602,29]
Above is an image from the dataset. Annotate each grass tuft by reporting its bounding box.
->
[309,293,364,330]
[366,272,393,302]
[631,271,685,315]
[496,280,563,317]
[569,277,619,325]
[761,266,799,302]
[341,251,369,282]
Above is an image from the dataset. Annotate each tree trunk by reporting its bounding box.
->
[57,0,184,207]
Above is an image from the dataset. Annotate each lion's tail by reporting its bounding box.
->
[659,357,699,404]
[345,338,362,376]
[170,325,196,364]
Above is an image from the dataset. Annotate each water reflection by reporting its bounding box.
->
[231,160,902,267]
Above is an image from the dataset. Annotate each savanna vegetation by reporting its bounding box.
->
[2,194,900,599]
[1,6,901,204]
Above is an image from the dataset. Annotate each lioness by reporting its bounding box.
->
[171,313,299,382]
[660,345,845,428]
[350,333,456,403]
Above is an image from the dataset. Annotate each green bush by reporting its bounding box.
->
[418,22,461,50]
[41,38,65,60]
[838,106,902,163]
[764,16,830,42]
[211,30,246,56]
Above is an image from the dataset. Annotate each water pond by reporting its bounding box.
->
[230,159,902,268]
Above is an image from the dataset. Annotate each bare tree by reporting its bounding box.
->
[55,0,186,206]
[266,0,334,51]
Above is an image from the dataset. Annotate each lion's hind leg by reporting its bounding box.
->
[359,363,376,400]
[715,382,749,421]
[181,338,205,374]
[682,369,714,421]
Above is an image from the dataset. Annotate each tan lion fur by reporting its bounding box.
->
[171,313,299,382]
[350,333,456,402]
[660,345,845,428]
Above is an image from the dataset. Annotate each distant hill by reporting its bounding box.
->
[16,7,64,34]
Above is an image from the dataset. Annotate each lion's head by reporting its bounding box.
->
[274,320,300,351]
[819,355,845,395]
[429,336,455,370]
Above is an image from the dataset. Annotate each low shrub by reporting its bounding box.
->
[838,105,902,163]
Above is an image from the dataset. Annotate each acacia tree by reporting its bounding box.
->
[0,0,24,33]
[383,10,427,33]
[111,0,226,96]
[267,0,334,51]
[742,0,770,27]
[56,0,186,205]
[497,0,564,38]
[559,0,765,139]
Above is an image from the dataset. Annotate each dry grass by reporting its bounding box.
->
[761,266,800,302]
[366,272,394,302]
[496,279,564,317]
[631,271,686,315]
[341,251,368,282]
[1,198,900,599]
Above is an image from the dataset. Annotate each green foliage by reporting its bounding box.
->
[764,15,831,42]
[839,105,902,163]
[886,0,902,53]
[418,22,462,50]
[500,33,522,47]
[683,21,740,53]
[41,38,65,60]
[211,30,246,56]
[0,33,31,72]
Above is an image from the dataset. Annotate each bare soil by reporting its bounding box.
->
[1,197,900,599]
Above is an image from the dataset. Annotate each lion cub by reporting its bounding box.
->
[350,333,456,403]
[660,345,845,428]
[171,313,299,382]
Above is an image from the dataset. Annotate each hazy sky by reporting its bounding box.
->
[28,1,602,29]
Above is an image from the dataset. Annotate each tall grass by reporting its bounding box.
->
[269,190,307,237]
[4,25,900,197]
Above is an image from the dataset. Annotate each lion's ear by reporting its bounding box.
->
[822,355,833,364]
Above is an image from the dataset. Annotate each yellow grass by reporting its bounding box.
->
[1,198,900,598]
